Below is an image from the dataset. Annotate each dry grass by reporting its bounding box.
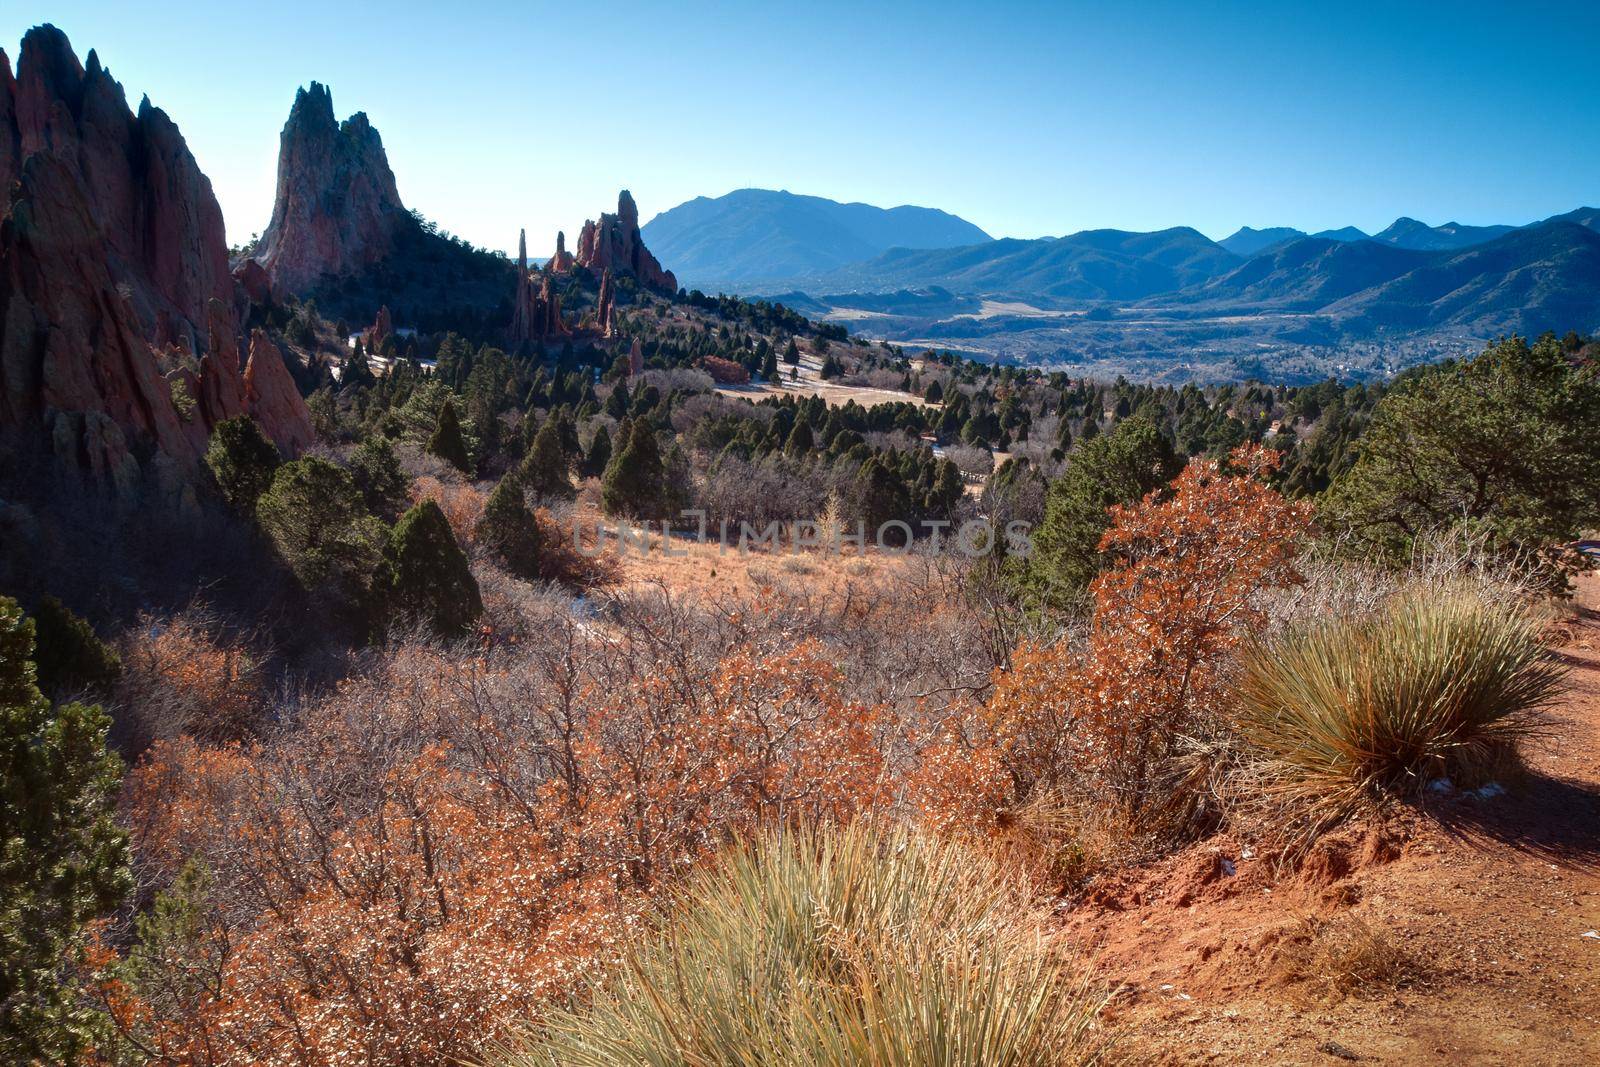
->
[492,821,1109,1067]
[1277,915,1425,1002]
[1236,586,1563,826]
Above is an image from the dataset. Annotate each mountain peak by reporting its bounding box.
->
[641,188,992,289]
[1219,226,1306,257]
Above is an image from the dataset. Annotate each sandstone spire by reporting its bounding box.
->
[252,82,407,295]
[574,190,678,294]
[596,268,616,336]
[547,229,575,273]
[509,228,567,349]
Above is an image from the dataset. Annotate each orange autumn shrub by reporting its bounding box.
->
[916,445,1311,837]
[115,607,265,748]
[113,638,889,1065]
[411,474,487,546]
[574,640,888,885]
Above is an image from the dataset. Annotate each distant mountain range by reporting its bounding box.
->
[798,227,1239,303]
[635,192,1600,378]
[738,206,1598,331]
[1215,210,1599,259]
[1177,222,1600,335]
[640,189,991,288]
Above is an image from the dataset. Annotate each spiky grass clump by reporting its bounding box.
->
[493,822,1107,1067]
[1236,588,1563,823]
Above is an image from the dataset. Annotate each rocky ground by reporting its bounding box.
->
[1069,576,1600,1064]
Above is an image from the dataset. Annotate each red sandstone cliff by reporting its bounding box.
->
[0,25,313,490]
[251,82,408,297]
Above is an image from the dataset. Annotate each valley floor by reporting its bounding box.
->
[1075,576,1600,1064]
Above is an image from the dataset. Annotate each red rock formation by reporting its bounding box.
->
[367,304,394,353]
[575,190,678,294]
[1,153,203,471]
[628,338,644,378]
[595,268,615,336]
[244,330,315,455]
[546,230,574,273]
[508,229,567,350]
[232,258,273,305]
[0,26,314,491]
[5,27,233,351]
[195,298,246,429]
[251,82,407,296]
[537,274,565,337]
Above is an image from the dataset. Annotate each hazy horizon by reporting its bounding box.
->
[5,1,1597,258]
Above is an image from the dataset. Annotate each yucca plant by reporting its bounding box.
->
[490,821,1107,1067]
[1236,587,1563,823]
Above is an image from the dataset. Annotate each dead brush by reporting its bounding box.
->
[1277,915,1424,1002]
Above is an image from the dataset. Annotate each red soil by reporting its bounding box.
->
[1068,576,1600,1065]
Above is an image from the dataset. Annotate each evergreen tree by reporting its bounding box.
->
[604,385,629,420]
[761,346,779,381]
[349,435,409,521]
[28,597,119,700]
[384,500,483,639]
[256,458,387,619]
[517,417,575,499]
[783,338,800,366]
[783,417,815,458]
[924,379,944,404]
[1324,334,1600,567]
[0,598,131,1062]
[582,425,613,478]
[931,457,964,515]
[554,411,581,460]
[341,339,376,391]
[474,475,541,579]
[1025,415,1179,606]
[602,423,667,518]
[852,455,911,538]
[204,415,282,514]
[427,398,472,474]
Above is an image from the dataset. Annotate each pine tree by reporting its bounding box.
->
[517,417,575,499]
[602,422,667,518]
[349,436,409,520]
[761,346,779,382]
[783,338,800,366]
[384,500,483,639]
[582,425,613,478]
[28,597,120,700]
[342,339,376,391]
[1026,415,1179,606]
[256,458,388,620]
[852,455,910,538]
[204,415,282,513]
[932,457,964,515]
[783,417,815,458]
[924,379,944,404]
[475,475,541,578]
[427,398,472,474]
[1,598,131,1061]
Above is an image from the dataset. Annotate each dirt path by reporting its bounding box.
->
[1074,577,1600,1065]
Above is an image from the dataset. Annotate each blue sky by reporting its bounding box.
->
[5,1,1597,257]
